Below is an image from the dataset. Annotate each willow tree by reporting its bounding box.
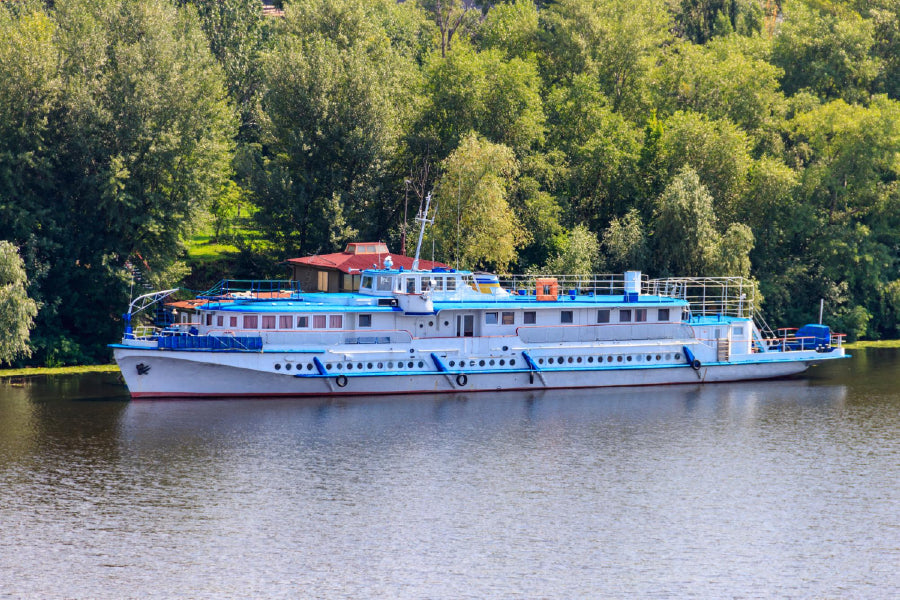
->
[0,242,38,365]
[431,133,525,272]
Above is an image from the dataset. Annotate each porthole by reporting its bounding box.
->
[577,357,582,363]
[449,360,455,367]
[418,361,424,368]
[344,363,351,370]
[377,362,383,369]
[627,355,632,362]
[428,321,434,327]
[559,357,565,364]
[419,323,424,328]
[646,355,652,361]
[285,363,292,370]
[408,361,414,368]
[357,363,363,369]
[674,353,681,360]
[509,359,516,366]
[443,321,449,326]
[499,359,505,366]
[367,362,373,369]
[388,362,394,368]
[489,359,495,366]
[274,363,281,370]
[502,345,509,351]
[479,360,486,367]
[607,356,613,363]
[665,353,671,360]
[307,364,313,370]
[538,358,544,364]
[568,357,574,364]
[326,363,332,370]
[617,356,623,362]
[656,354,661,361]
[588,356,594,363]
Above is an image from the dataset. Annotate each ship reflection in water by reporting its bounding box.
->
[1,350,898,599]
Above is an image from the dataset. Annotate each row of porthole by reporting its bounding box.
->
[538,352,681,365]
[448,358,517,368]
[274,360,427,372]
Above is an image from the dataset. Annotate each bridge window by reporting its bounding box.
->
[561,311,573,324]
[524,311,536,324]
[502,311,515,325]
[405,278,417,294]
[658,308,669,321]
[597,309,610,323]
[359,314,372,328]
[485,312,499,325]
[361,275,373,290]
[243,315,258,329]
[619,309,632,323]
[376,275,393,292]
[446,278,457,291]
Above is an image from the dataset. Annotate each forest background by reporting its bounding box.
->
[1,0,899,367]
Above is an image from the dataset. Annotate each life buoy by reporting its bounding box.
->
[456,373,468,386]
[691,359,702,371]
[336,374,348,387]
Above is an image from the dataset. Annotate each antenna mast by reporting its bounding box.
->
[412,192,433,271]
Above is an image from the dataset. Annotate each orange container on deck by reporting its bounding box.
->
[535,278,559,301]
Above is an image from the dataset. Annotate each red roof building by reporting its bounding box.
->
[286,242,446,293]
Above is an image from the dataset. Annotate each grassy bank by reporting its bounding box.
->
[0,364,120,378]
[844,339,900,349]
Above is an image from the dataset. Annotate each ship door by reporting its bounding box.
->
[456,314,474,337]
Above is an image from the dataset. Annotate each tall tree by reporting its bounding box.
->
[0,241,38,365]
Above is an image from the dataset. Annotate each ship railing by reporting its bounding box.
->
[497,273,648,297]
[124,325,159,341]
[647,277,757,319]
[196,279,301,301]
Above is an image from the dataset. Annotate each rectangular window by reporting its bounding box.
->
[329,315,343,328]
[216,315,224,327]
[229,316,237,328]
[446,278,457,291]
[313,315,326,328]
[635,309,648,322]
[597,309,610,323]
[205,313,212,326]
[619,309,632,323]
[243,315,258,329]
[279,315,292,329]
[485,312,498,325]
[561,310,573,324]
[524,311,536,324]
[406,278,416,294]
[657,308,670,321]
[261,315,276,329]
[432,277,444,291]
[501,311,515,325]
[376,275,393,292]
[734,326,744,337]
[359,314,372,328]
[361,275,373,290]
[297,316,309,328]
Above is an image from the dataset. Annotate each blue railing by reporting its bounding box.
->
[157,335,262,351]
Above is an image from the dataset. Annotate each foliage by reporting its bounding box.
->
[0,241,39,364]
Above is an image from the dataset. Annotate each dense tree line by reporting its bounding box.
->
[1,0,899,365]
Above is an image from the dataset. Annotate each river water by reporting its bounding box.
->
[1,349,898,599]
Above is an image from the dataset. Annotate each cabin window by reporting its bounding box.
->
[446,278,457,291]
[561,310,573,324]
[217,315,224,327]
[406,278,417,294]
[734,326,744,337]
[658,308,669,321]
[262,315,276,329]
[502,311,515,325]
[297,316,309,328]
[635,309,648,322]
[329,315,343,328]
[361,275,373,290]
[432,278,444,291]
[485,312,499,325]
[279,315,292,329]
[230,316,238,328]
[359,314,372,328]
[243,315,258,329]
[619,309,632,323]
[313,315,326,328]
[597,309,610,323]
[205,313,212,326]
[376,275,393,292]
[524,311,536,324]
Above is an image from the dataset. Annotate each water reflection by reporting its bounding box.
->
[0,353,897,599]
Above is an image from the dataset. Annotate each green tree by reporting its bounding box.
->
[431,133,524,271]
[539,224,601,275]
[674,0,765,43]
[476,0,540,60]
[0,241,38,364]
[602,208,649,272]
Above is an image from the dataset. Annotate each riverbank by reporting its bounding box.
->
[843,339,900,349]
[0,364,120,378]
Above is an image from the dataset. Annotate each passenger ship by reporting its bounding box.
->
[112,261,847,398]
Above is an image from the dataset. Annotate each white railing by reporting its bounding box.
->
[647,277,757,318]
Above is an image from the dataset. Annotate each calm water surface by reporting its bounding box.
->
[1,350,898,599]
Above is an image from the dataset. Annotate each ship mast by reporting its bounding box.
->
[412,192,433,271]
